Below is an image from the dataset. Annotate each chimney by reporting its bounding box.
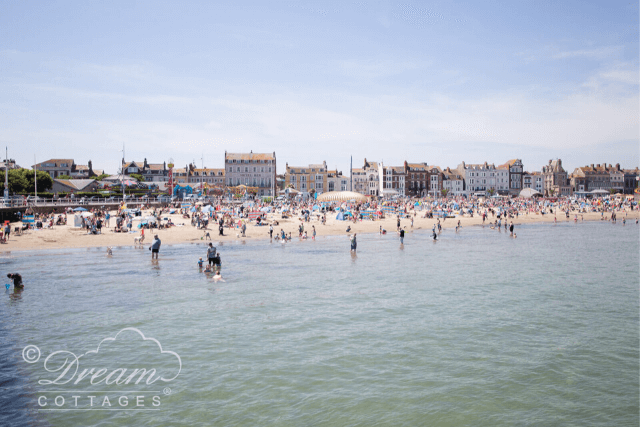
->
[616,163,620,171]
[591,164,594,169]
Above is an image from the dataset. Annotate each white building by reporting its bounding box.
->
[327,169,349,192]
[495,166,510,194]
[224,151,276,197]
[457,161,497,196]
[442,167,465,196]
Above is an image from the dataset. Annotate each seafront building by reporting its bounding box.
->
[122,159,168,183]
[285,161,328,195]
[224,151,276,197]
[542,159,571,197]
[456,161,497,196]
[381,165,406,197]
[442,167,465,196]
[404,162,429,198]
[22,152,639,199]
[33,158,102,179]
[327,169,349,192]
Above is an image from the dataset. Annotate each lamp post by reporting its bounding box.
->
[4,147,8,207]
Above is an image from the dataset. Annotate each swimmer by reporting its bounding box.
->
[204,264,213,273]
[107,246,113,256]
[7,273,23,289]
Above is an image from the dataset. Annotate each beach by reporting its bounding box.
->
[2,206,638,252]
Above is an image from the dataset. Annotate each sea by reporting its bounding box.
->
[0,220,638,426]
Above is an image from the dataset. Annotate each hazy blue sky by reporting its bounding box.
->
[1,1,638,174]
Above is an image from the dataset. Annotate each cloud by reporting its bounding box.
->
[552,46,623,60]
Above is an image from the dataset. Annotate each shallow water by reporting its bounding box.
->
[0,221,638,426]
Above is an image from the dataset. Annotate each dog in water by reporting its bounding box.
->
[134,236,144,247]
[107,247,113,256]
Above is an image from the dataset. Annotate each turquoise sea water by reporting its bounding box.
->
[0,221,638,426]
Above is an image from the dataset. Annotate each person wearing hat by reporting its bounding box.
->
[149,234,161,259]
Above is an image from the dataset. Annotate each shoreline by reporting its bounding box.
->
[1,210,637,254]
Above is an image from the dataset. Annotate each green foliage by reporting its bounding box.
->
[94,173,110,181]
[57,174,73,180]
[441,188,449,197]
[487,187,496,196]
[130,173,144,182]
[0,169,53,193]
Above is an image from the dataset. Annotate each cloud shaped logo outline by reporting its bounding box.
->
[79,327,182,382]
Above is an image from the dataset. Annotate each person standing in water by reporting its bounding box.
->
[399,227,405,244]
[207,243,216,266]
[149,235,161,259]
[350,234,357,252]
[7,273,23,289]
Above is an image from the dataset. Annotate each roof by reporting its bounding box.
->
[406,163,428,170]
[33,159,74,168]
[499,159,521,168]
[146,164,165,171]
[193,168,224,173]
[225,152,275,161]
[53,179,97,191]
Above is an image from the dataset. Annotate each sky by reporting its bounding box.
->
[0,0,638,175]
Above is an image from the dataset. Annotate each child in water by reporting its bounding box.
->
[197,257,204,268]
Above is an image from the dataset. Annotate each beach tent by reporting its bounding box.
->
[317,191,367,202]
[336,211,345,221]
[73,213,93,227]
[519,188,542,198]
[260,206,271,212]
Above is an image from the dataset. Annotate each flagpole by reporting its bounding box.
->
[34,155,37,202]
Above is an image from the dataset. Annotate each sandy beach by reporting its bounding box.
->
[1,208,637,253]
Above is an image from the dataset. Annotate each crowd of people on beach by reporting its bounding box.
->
[3,194,637,291]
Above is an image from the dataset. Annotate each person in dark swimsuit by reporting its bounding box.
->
[7,273,23,289]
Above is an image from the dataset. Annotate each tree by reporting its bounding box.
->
[95,173,110,181]
[487,187,496,196]
[130,173,144,182]
[548,188,555,197]
[0,169,53,193]
[441,188,449,198]
[57,174,73,180]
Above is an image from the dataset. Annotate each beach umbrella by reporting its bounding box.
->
[201,205,213,212]
[190,206,197,212]
[73,207,87,212]
[260,207,271,212]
